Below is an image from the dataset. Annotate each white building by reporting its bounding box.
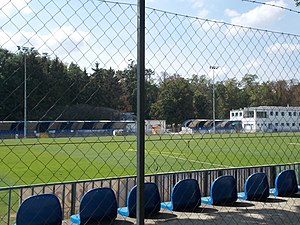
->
[230,106,300,132]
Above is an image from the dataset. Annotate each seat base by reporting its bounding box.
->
[70,214,80,224]
[237,192,247,200]
[201,197,213,205]
[117,207,130,217]
[160,202,173,211]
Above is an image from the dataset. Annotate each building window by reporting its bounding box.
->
[293,112,296,116]
[281,123,284,126]
[281,112,285,116]
[239,112,242,116]
[244,111,254,118]
[292,123,295,126]
[275,112,278,116]
[275,123,278,126]
[257,111,267,118]
[235,112,238,116]
[231,112,234,117]
[286,123,290,126]
[289,112,292,116]
[270,111,273,116]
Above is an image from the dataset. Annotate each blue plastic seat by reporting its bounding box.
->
[118,182,161,218]
[15,193,62,225]
[201,175,237,205]
[270,169,300,197]
[70,187,117,224]
[161,179,201,211]
[238,172,269,201]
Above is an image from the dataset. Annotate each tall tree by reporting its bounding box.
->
[117,61,157,116]
[25,51,51,120]
[257,81,275,106]
[87,62,122,110]
[0,48,23,120]
[145,81,159,119]
[289,83,300,106]
[150,76,194,124]
[240,74,261,107]
[99,67,122,110]
[67,62,89,105]
[272,80,289,106]
[117,61,137,112]
[217,78,243,118]
[190,74,210,118]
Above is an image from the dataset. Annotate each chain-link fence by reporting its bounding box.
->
[1,0,300,224]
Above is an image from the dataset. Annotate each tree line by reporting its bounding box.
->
[0,47,299,124]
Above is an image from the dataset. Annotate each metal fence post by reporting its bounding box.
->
[137,0,146,224]
[270,166,276,188]
[203,171,209,197]
[70,183,77,215]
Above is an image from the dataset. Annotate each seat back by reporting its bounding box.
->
[211,175,237,205]
[127,182,161,217]
[244,172,269,200]
[275,169,298,197]
[79,187,117,224]
[171,179,201,211]
[16,194,62,225]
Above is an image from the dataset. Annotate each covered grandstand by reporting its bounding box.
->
[181,119,242,134]
[0,120,167,139]
[0,121,135,138]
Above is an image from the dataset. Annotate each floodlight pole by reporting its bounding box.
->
[17,46,34,138]
[136,0,145,224]
[209,65,219,134]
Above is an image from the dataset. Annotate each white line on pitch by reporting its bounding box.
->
[127,149,227,168]
[289,143,300,145]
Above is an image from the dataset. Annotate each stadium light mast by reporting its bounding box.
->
[209,65,219,134]
[17,46,34,138]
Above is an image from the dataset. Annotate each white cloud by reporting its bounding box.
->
[192,1,204,9]
[198,9,209,18]
[266,43,300,54]
[0,26,136,72]
[44,26,90,54]
[0,0,32,17]
[0,26,90,55]
[182,0,209,18]
[224,9,240,18]
[228,0,286,28]
[242,58,263,70]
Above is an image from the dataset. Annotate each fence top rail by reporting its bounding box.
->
[91,0,300,37]
[1,162,299,191]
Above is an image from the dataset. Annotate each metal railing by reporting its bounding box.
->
[1,163,299,224]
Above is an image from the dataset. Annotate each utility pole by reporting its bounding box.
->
[209,65,219,134]
[17,46,34,138]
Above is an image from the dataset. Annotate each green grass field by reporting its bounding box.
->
[0,132,300,224]
[0,132,300,187]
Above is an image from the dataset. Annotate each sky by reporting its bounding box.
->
[0,0,300,82]
[135,0,300,34]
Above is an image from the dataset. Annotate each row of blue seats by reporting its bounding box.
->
[14,169,300,225]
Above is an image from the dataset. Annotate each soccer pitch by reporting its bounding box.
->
[0,132,300,187]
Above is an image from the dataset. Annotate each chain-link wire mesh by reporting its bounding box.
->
[1,0,300,224]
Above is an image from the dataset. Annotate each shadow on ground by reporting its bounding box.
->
[154,207,300,225]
